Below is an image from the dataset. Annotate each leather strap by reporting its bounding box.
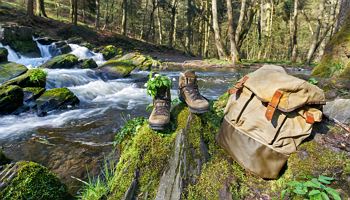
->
[305,111,315,124]
[265,90,283,121]
[228,76,249,95]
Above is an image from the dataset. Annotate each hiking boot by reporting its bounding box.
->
[148,87,171,130]
[178,70,209,114]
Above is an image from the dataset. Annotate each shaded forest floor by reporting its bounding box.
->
[0,1,316,70]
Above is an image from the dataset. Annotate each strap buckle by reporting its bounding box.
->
[265,90,283,121]
[228,76,249,95]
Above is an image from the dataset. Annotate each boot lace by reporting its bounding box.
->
[154,100,170,116]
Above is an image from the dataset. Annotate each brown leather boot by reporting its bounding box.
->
[148,87,171,130]
[178,70,209,114]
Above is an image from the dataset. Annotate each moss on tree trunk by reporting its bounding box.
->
[312,12,350,78]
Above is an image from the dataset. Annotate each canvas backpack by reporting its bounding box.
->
[216,65,326,179]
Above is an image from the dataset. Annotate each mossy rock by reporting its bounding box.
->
[80,58,98,69]
[40,54,79,69]
[0,62,28,84]
[0,85,23,115]
[36,88,79,116]
[100,45,123,60]
[0,161,70,200]
[23,87,46,102]
[116,52,161,70]
[3,25,40,57]
[4,69,47,88]
[0,149,11,165]
[0,48,8,62]
[98,60,136,79]
[312,12,350,78]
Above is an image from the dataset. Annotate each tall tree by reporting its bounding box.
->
[334,0,350,33]
[211,0,227,59]
[122,0,128,35]
[95,0,100,29]
[36,0,48,17]
[290,0,298,62]
[312,0,350,78]
[27,0,35,17]
[73,0,78,25]
[226,0,240,64]
[168,0,178,48]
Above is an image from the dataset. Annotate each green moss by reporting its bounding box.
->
[0,62,28,84]
[0,47,8,62]
[10,40,39,55]
[312,12,350,78]
[4,69,46,88]
[80,58,98,69]
[98,60,136,78]
[0,85,23,114]
[40,54,79,69]
[23,87,46,99]
[39,88,76,101]
[0,161,69,200]
[100,45,122,60]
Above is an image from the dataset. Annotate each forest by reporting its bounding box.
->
[0,0,350,199]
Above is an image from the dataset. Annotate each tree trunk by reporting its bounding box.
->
[226,0,239,64]
[73,0,78,25]
[157,6,163,45]
[168,0,178,48]
[290,0,298,62]
[211,0,227,59]
[36,0,48,17]
[122,0,128,35]
[235,0,247,44]
[185,0,193,53]
[27,0,35,17]
[312,5,350,78]
[335,0,350,33]
[306,0,326,64]
[95,0,100,29]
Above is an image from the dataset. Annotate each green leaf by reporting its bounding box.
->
[287,181,302,187]
[319,175,334,181]
[309,190,321,196]
[325,188,341,200]
[281,189,287,199]
[320,192,330,200]
[305,181,322,189]
[308,78,319,85]
[293,188,307,195]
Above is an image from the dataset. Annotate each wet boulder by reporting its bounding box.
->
[4,69,47,88]
[0,48,8,62]
[2,25,40,57]
[0,85,23,115]
[40,54,79,69]
[36,88,79,116]
[98,60,136,79]
[323,99,350,125]
[80,58,98,69]
[100,45,123,60]
[0,161,70,200]
[54,41,72,54]
[36,37,58,45]
[23,87,46,103]
[0,62,28,84]
[116,52,160,71]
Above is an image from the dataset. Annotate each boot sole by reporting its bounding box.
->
[149,123,168,131]
[178,93,209,114]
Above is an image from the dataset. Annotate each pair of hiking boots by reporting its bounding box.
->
[149,70,209,130]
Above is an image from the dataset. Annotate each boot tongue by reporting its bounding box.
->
[183,70,197,85]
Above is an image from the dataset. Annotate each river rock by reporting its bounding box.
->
[98,60,136,79]
[36,88,79,116]
[4,69,46,88]
[0,62,28,84]
[0,48,8,62]
[323,99,350,125]
[2,25,40,57]
[36,37,58,45]
[23,87,46,102]
[0,161,71,200]
[40,54,79,69]
[100,45,123,60]
[55,41,72,54]
[0,85,23,115]
[116,52,160,70]
[80,58,98,69]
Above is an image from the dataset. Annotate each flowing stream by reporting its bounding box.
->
[0,40,311,193]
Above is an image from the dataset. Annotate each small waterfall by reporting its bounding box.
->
[69,44,105,65]
[34,38,61,58]
[0,43,21,62]
[46,69,100,88]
